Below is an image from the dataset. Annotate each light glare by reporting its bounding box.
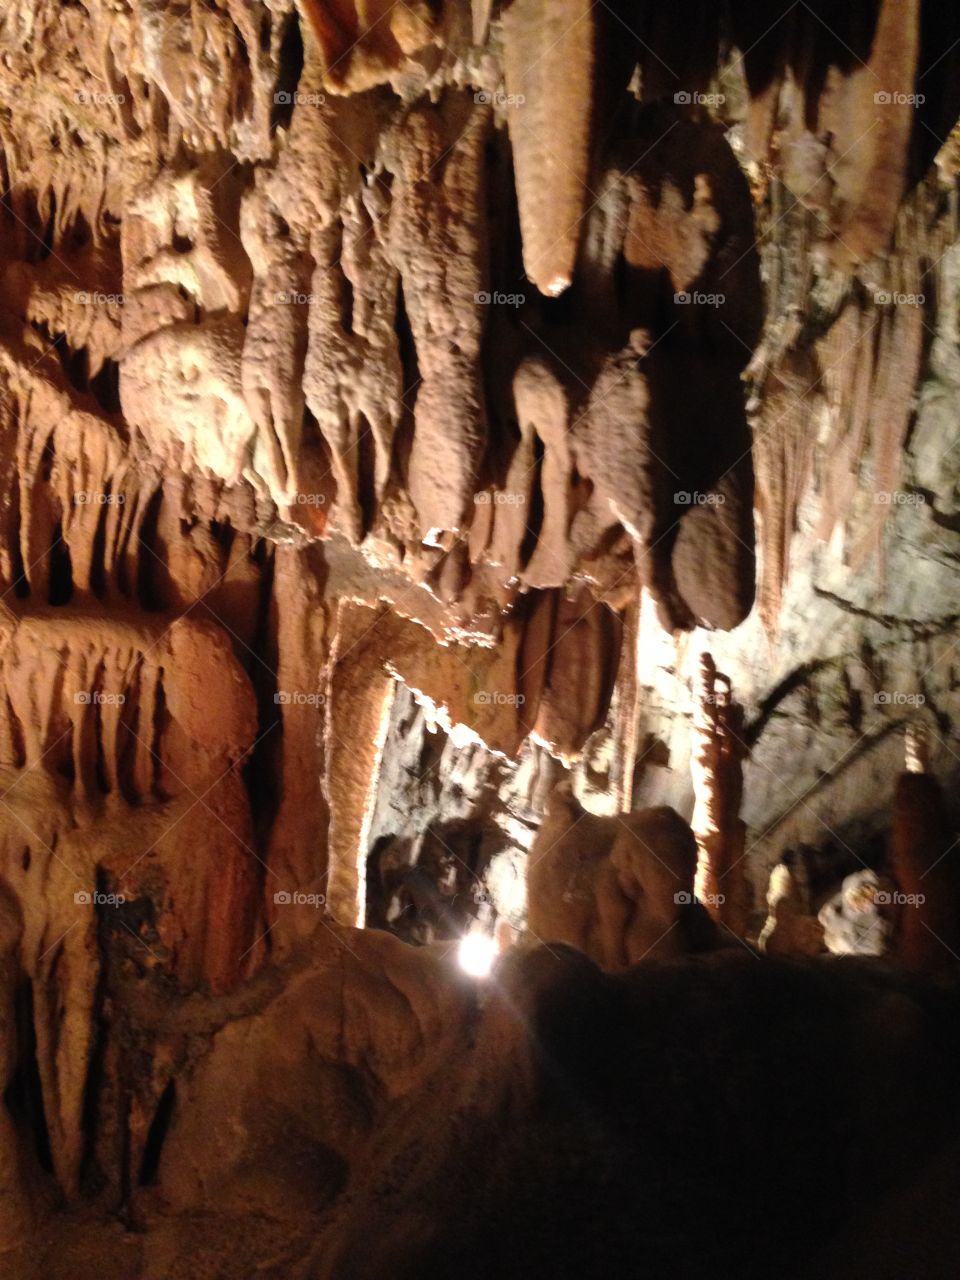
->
[458,930,497,978]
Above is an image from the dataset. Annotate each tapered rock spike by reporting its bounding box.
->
[502,0,595,297]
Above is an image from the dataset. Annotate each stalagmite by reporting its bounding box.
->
[527,782,717,968]
[819,870,895,957]
[888,727,960,972]
[758,856,825,957]
[690,652,751,937]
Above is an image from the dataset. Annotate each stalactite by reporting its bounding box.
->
[381,99,489,543]
[323,603,399,926]
[502,0,594,297]
[753,345,821,636]
[0,0,958,1265]
[734,0,924,266]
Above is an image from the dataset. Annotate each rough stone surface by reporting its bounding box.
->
[0,0,959,1274]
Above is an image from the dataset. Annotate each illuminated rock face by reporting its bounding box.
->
[526,782,716,969]
[0,0,959,1274]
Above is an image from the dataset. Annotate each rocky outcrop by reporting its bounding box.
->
[527,782,717,968]
[310,945,960,1280]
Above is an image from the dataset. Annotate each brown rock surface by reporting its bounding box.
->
[0,0,958,1273]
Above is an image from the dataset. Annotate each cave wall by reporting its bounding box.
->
[631,181,960,902]
[0,0,958,1269]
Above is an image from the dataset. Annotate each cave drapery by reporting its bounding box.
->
[1,1,960,1277]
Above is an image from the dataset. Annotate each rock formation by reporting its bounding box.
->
[527,781,717,969]
[0,0,959,1275]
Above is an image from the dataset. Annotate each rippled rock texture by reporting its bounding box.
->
[0,0,959,1275]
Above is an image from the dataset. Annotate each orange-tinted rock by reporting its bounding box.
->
[527,782,714,968]
[889,772,960,972]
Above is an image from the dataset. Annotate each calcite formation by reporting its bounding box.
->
[818,869,895,957]
[690,650,751,936]
[0,0,959,1275]
[527,782,718,969]
[888,763,960,972]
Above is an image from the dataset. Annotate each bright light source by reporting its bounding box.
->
[458,930,497,978]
